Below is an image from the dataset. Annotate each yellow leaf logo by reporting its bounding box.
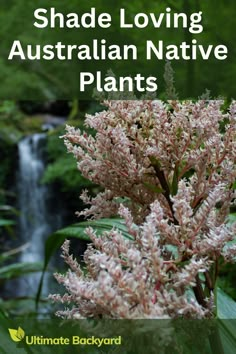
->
[8,327,25,342]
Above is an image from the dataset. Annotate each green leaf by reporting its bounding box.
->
[17,327,25,340]
[0,219,15,227]
[8,329,20,342]
[0,243,30,264]
[52,218,132,242]
[0,296,49,317]
[0,262,42,280]
[217,321,236,354]
[217,288,236,352]
[228,213,236,224]
[217,288,236,319]
[8,327,25,342]
[0,307,8,319]
[0,205,19,215]
[36,218,132,306]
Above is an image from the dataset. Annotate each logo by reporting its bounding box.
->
[8,327,25,342]
[7,327,122,347]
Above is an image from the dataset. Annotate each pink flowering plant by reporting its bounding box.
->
[50,99,236,319]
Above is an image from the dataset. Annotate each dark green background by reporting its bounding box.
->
[0,0,235,99]
[1,319,236,354]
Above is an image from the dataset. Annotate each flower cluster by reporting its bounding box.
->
[50,99,236,318]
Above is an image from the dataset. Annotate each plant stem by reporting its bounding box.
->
[193,274,207,308]
[152,164,178,224]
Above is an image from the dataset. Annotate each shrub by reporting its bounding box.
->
[50,99,236,319]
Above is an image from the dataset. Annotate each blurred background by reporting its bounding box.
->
[0,99,103,318]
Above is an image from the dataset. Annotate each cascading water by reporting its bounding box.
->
[16,133,62,297]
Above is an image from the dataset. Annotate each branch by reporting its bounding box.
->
[152,164,178,225]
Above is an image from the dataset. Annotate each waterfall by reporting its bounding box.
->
[15,133,61,297]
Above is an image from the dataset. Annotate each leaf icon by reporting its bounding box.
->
[8,327,25,342]
[17,327,25,340]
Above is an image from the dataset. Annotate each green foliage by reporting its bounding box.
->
[42,117,97,193]
[0,202,26,271]
[51,218,133,242]
[216,289,236,354]
[0,135,17,192]
[42,154,92,192]
[217,213,236,301]
[0,101,23,125]
[217,288,236,320]
[218,263,236,301]
[0,101,46,194]
[0,197,44,317]
[45,129,66,159]
[0,262,43,281]
[0,196,16,237]
[0,219,15,227]
[0,204,16,229]
[36,218,132,304]
[0,101,43,139]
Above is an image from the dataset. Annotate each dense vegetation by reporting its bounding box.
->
[0,99,235,320]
